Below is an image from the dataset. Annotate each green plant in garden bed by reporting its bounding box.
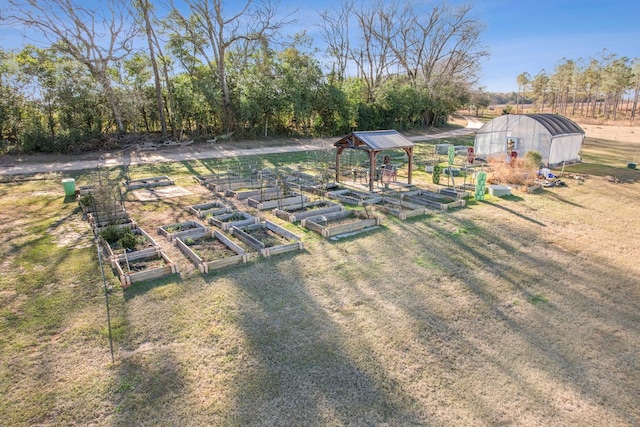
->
[99,226,145,251]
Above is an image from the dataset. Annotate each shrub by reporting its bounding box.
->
[524,151,542,168]
[78,193,95,209]
[117,230,140,251]
[99,225,123,244]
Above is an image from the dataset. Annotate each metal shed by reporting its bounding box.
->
[333,130,415,191]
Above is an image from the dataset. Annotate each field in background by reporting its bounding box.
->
[0,128,639,426]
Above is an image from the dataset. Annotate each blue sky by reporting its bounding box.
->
[287,0,640,92]
[2,0,638,93]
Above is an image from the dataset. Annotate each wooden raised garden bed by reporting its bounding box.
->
[246,192,309,210]
[98,226,158,265]
[92,217,137,235]
[157,220,208,243]
[175,229,247,274]
[372,196,428,220]
[230,221,303,257]
[208,179,261,193]
[439,187,472,199]
[403,189,466,210]
[273,200,344,223]
[87,210,129,226]
[301,210,381,238]
[327,188,381,206]
[193,173,218,186]
[187,201,233,218]
[207,211,260,231]
[227,186,279,200]
[124,175,175,190]
[114,248,179,288]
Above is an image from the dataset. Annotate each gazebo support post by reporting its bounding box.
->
[405,147,413,185]
[335,147,344,185]
[369,150,377,192]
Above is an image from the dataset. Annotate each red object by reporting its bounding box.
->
[509,150,518,165]
[467,147,474,164]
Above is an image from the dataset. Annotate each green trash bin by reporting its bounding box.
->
[62,178,76,196]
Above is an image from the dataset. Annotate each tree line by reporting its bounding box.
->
[513,51,640,121]
[0,0,487,154]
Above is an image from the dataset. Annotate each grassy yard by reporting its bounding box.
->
[1,133,639,426]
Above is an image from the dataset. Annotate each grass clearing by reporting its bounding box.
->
[1,125,639,425]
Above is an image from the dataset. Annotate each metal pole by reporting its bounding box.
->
[96,241,115,363]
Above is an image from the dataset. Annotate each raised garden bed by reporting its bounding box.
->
[92,217,137,235]
[187,201,233,218]
[301,210,381,238]
[403,189,466,210]
[77,184,95,196]
[439,187,472,199]
[227,186,279,200]
[157,220,208,243]
[87,210,129,226]
[246,192,309,210]
[372,196,427,220]
[124,176,174,190]
[327,188,381,206]
[113,248,179,288]
[175,229,247,274]
[230,221,303,257]
[208,211,260,231]
[192,174,218,186]
[98,226,158,264]
[208,179,261,193]
[273,200,344,222]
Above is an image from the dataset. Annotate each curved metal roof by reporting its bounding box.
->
[525,114,584,136]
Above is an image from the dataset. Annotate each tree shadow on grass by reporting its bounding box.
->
[481,200,548,227]
[224,254,427,425]
[390,215,640,424]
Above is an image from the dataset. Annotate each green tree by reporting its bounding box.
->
[516,72,530,113]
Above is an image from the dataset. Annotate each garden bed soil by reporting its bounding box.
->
[246,193,309,210]
[404,189,466,210]
[157,220,208,242]
[207,211,260,231]
[227,186,279,200]
[301,209,382,238]
[372,196,428,220]
[327,188,381,206]
[175,230,247,274]
[230,220,303,257]
[273,200,344,222]
[187,201,232,218]
[113,248,179,288]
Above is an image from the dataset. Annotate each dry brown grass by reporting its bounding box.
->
[1,125,639,426]
[486,157,539,186]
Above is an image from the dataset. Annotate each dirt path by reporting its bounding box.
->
[1,117,635,176]
[0,119,481,176]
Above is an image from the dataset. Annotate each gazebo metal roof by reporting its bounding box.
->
[333,130,415,191]
[334,130,416,151]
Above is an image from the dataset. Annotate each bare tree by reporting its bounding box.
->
[134,0,167,137]
[167,0,294,132]
[318,1,487,96]
[318,0,354,81]
[352,1,395,101]
[3,0,139,133]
